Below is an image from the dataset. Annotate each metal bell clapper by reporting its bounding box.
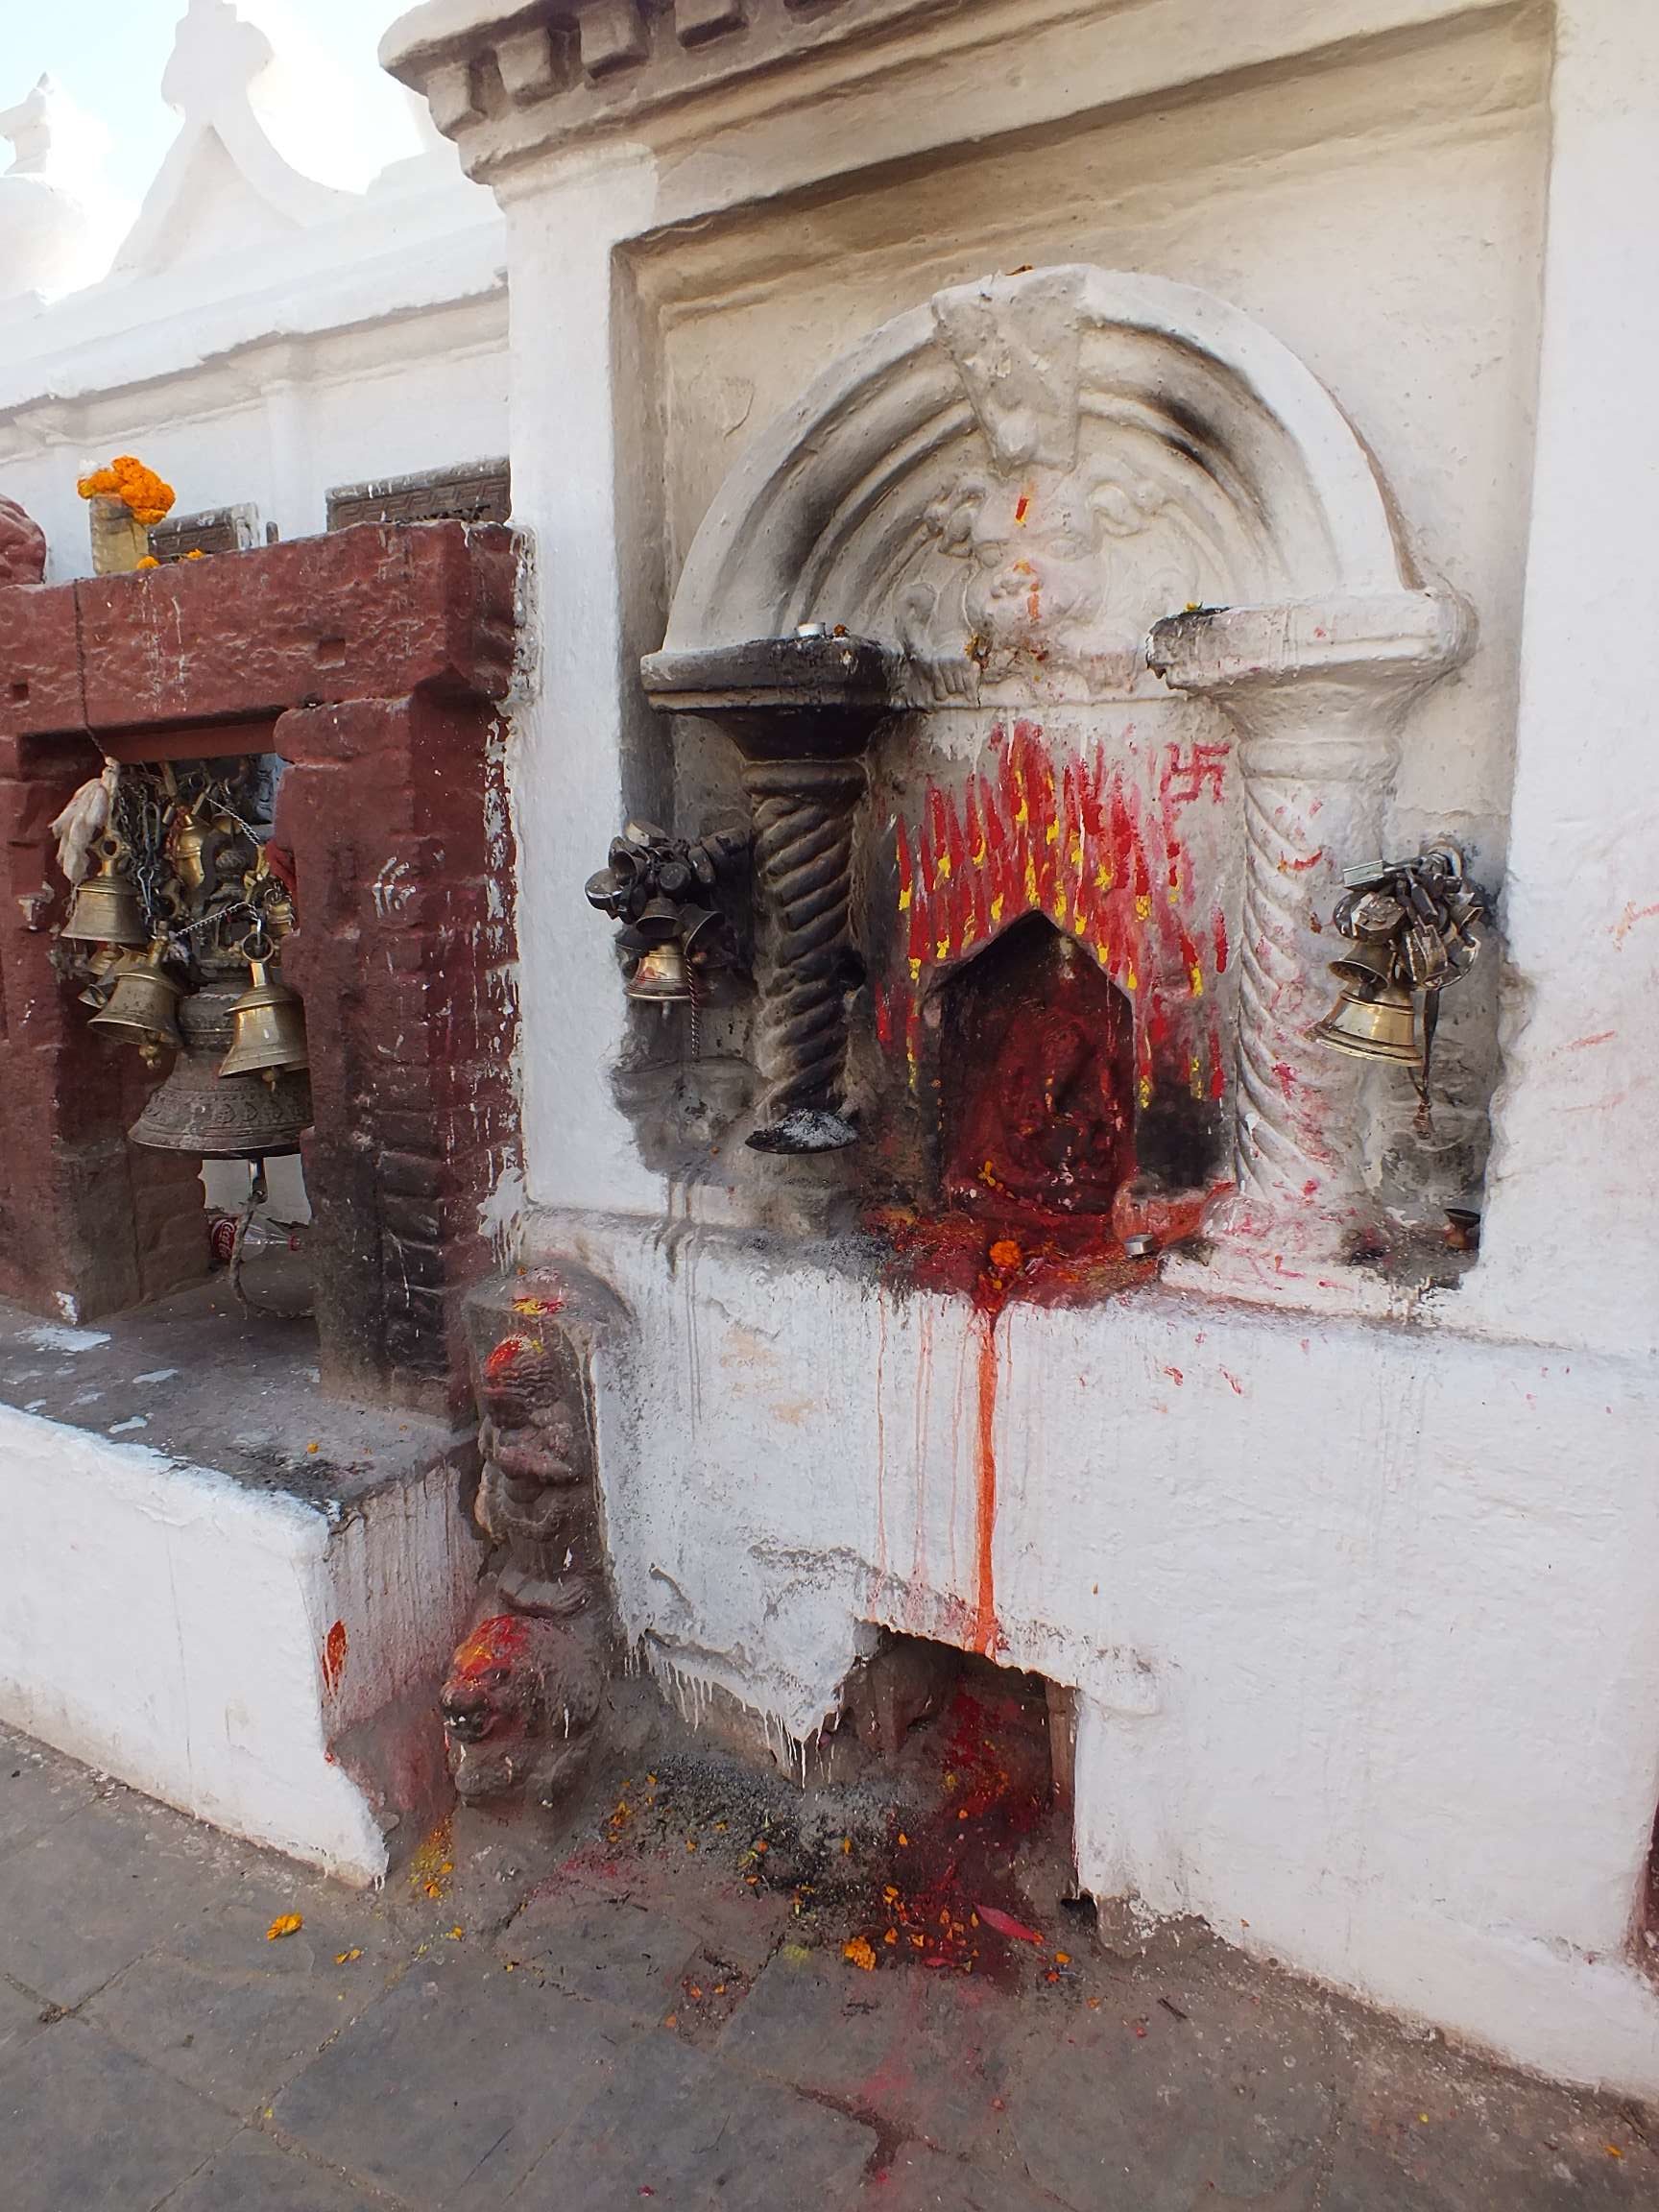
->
[219,959,310,1081]
[88,943,184,1065]
[59,836,147,949]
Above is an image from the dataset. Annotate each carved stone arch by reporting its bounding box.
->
[649,264,1471,1269]
[663,264,1418,698]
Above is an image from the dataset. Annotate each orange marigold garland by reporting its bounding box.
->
[76,455,176,528]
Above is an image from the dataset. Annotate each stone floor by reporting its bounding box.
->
[0,1717,1654,2212]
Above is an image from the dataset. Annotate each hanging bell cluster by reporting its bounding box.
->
[585,819,749,1009]
[51,761,313,1158]
[1313,844,1492,1104]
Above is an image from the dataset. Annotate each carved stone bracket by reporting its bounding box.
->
[1147,591,1474,1276]
[440,1265,626,1814]
[642,632,902,1152]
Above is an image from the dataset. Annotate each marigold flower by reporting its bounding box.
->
[76,454,175,527]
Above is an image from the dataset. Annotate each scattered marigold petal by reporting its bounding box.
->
[334,1948,362,1964]
[266,1913,302,1941]
[843,1936,878,1972]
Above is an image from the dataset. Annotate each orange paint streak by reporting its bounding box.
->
[968,1316,999,1658]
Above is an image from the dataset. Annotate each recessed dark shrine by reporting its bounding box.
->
[0,518,518,1410]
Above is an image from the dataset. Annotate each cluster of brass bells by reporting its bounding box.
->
[1313,844,1492,1099]
[586,819,747,1007]
[129,977,311,1160]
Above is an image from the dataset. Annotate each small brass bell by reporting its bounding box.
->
[219,960,310,1080]
[60,840,147,949]
[1325,937,1397,996]
[89,945,184,1058]
[625,943,694,1003]
[1313,972,1421,1066]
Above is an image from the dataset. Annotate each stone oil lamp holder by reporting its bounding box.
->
[640,628,902,1153]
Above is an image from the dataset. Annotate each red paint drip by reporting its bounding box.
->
[968,1314,999,1659]
[449,1614,531,1682]
[321,1618,349,1695]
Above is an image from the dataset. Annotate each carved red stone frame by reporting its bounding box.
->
[0,519,519,1412]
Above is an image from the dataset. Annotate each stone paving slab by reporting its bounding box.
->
[273,1950,637,2208]
[0,2018,238,2212]
[506,2028,878,2210]
[0,1728,98,1850]
[164,2126,409,2212]
[0,1721,1652,2212]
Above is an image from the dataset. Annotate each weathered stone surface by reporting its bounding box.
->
[273,1953,631,2205]
[0,2022,236,2212]
[508,2030,878,2210]
[163,2128,390,2212]
[0,1726,98,1850]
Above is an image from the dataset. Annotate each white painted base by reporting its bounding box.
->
[0,1406,476,1885]
[546,1213,1659,2101]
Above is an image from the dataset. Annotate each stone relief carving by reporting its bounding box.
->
[440,1277,621,1813]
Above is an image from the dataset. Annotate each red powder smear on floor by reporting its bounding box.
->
[321,1618,349,1695]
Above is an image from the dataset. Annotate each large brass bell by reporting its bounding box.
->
[60,838,147,948]
[88,944,183,1061]
[1312,971,1421,1066]
[131,983,311,1158]
[219,960,310,1079]
[625,942,693,1003]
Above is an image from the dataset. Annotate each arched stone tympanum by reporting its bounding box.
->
[646,265,1471,1275]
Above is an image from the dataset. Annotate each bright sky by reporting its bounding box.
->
[3,0,417,192]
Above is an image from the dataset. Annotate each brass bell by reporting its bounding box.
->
[132,983,311,1158]
[1313,972,1421,1066]
[89,945,183,1058]
[219,960,310,1079]
[60,840,147,948]
[625,942,694,1003]
[1326,938,1397,996]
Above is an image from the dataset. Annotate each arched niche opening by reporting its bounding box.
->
[938,915,1135,1235]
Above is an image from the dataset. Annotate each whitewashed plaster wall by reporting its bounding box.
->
[0,1403,475,1883]
[0,0,508,579]
[386,0,1659,2097]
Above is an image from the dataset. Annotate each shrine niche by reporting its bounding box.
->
[642,264,1474,1286]
[0,517,519,1406]
[938,915,1135,1235]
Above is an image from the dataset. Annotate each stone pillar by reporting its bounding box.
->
[275,689,519,1413]
[640,632,901,1152]
[1148,594,1471,1292]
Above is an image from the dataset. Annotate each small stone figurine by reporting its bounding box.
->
[439,1286,618,1815]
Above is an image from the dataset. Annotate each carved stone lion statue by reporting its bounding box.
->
[439,1610,607,1810]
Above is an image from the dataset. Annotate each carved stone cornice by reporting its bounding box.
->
[381,0,1012,178]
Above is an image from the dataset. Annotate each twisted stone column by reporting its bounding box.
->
[641,632,901,1155]
[743,758,865,1146]
[1148,594,1471,1278]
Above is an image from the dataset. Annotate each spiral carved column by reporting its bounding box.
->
[1148,594,1472,1275]
[640,631,902,1157]
[743,758,864,1146]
